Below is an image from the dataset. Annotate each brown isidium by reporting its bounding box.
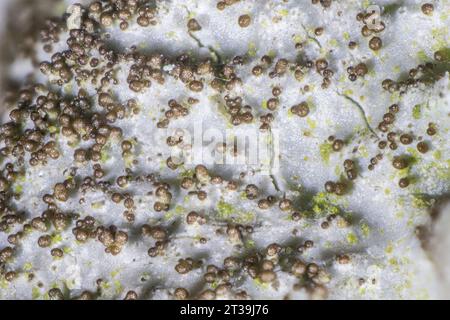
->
[0,0,448,301]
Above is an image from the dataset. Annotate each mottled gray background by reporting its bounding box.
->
[0,0,62,107]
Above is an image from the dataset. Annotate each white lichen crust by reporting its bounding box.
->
[0,0,449,300]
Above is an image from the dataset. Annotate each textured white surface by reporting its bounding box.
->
[0,0,449,300]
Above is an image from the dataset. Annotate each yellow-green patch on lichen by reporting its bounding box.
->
[311,192,340,217]
[319,143,333,164]
[346,232,358,245]
[412,104,422,119]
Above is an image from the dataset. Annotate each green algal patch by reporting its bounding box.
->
[343,32,350,41]
[164,205,185,220]
[51,233,63,245]
[114,280,123,295]
[412,104,422,119]
[216,200,255,223]
[417,50,428,62]
[293,34,302,43]
[319,143,333,164]
[248,42,257,57]
[433,150,442,160]
[91,201,105,209]
[0,279,9,289]
[358,145,369,158]
[236,211,256,224]
[383,3,402,15]
[310,192,340,217]
[124,154,134,168]
[217,200,234,218]
[346,232,358,245]
[63,247,72,254]
[111,269,121,278]
[412,195,433,209]
[23,262,33,271]
[101,148,111,163]
[361,223,371,237]
[32,287,41,300]
[261,100,268,110]
[328,39,338,47]
[431,28,448,51]
[180,169,194,178]
[278,9,289,17]
[253,278,269,289]
[14,184,23,194]
[307,118,317,129]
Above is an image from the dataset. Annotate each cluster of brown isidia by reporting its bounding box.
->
[0,0,446,300]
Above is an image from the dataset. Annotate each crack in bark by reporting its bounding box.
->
[183,5,223,65]
[187,31,223,65]
[268,127,282,193]
[336,91,379,139]
[300,23,322,49]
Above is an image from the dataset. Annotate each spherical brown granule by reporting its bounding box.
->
[343,159,354,170]
[38,235,52,248]
[427,125,437,136]
[279,198,293,211]
[421,3,434,15]
[272,87,282,96]
[393,157,408,170]
[337,254,350,264]
[252,65,263,76]
[434,50,445,62]
[217,1,226,10]
[267,98,279,111]
[259,270,276,283]
[189,80,204,92]
[4,271,16,282]
[199,289,216,300]
[54,183,69,202]
[314,27,324,36]
[175,260,192,274]
[238,14,251,28]
[0,178,9,192]
[369,37,382,51]
[348,41,357,49]
[124,291,138,300]
[245,184,259,200]
[332,139,344,151]
[354,63,368,77]
[399,177,410,188]
[400,134,413,145]
[100,13,113,27]
[320,0,332,8]
[389,142,398,150]
[315,58,328,71]
[346,169,357,180]
[417,141,429,153]
[361,25,372,37]
[389,104,400,113]
[321,221,330,229]
[334,182,346,196]
[324,181,336,193]
[187,18,202,31]
[51,248,64,258]
[48,288,64,300]
[258,199,270,209]
[291,102,310,117]
[137,16,150,27]
[174,288,189,300]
